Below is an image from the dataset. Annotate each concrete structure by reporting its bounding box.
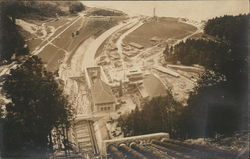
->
[103,133,169,156]
[150,36,162,42]
[73,120,97,156]
[125,68,144,94]
[153,65,180,77]
[123,51,138,57]
[85,67,101,88]
[128,42,144,49]
[85,66,109,88]
[97,58,110,66]
[126,68,143,83]
[109,52,120,60]
[103,132,238,159]
[167,64,204,73]
[137,73,167,100]
[93,119,111,156]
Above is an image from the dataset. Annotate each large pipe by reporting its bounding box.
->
[162,139,240,159]
[118,143,148,159]
[152,140,193,155]
[130,142,170,159]
[108,145,128,159]
[150,143,192,159]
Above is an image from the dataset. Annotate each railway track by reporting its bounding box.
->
[107,138,246,159]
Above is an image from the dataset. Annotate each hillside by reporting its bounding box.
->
[0,11,28,62]
[0,1,85,62]
[124,17,197,48]
[86,8,126,16]
[0,1,85,20]
[119,14,248,149]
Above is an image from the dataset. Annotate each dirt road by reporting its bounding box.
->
[116,21,144,69]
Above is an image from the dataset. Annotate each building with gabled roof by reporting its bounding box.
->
[90,79,116,112]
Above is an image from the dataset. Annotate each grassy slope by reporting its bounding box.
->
[124,17,197,48]
[15,3,127,72]
[0,1,85,61]
[65,17,123,64]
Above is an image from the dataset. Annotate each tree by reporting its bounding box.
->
[184,70,242,138]
[204,14,248,46]
[169,14,248,138]
[2,56,73,157]
[118,91,184,138]
[69,3,85,14]
[0,8,28,61]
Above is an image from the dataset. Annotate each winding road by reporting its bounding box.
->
[58,17,141,115]
[116,21,144,69]
[55,17,141,156]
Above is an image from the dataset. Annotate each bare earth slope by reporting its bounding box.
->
[124,17,197,48]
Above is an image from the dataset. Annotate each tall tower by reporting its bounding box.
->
[153,7,156,17]
[153,7,158,21]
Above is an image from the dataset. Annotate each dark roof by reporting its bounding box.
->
[91,79,115,105]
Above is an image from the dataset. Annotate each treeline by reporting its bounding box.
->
[182,15,248,138]
[1,56,73,157]
[1,1,85,19]
[180,70,245,138]
[69,2,85,14]
[167,14,248,93]
[119,14,248,139]
[0,13,28,61]
[118,92,183,138]
[166,14,248,69]
[118,72,243,139]
[0,1,81,157]
[165,39,229,69]
[204,14,248,46]
[88,9,125,16]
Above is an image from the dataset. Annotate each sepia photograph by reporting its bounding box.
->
[0,0,249,158]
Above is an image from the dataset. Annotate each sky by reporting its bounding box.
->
[82,0,249,21]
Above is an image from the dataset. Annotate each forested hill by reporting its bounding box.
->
[165,14,248,74]
[204,14,248,46]
[119,14,248,141]
[0,1,85,62]
[164,14,248,138]
[0,1,85,20]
